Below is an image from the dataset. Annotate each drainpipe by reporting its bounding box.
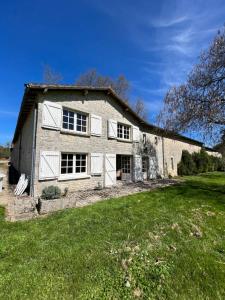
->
[18,132,22,172]
[162,136,165,177]
[30,105,38,197]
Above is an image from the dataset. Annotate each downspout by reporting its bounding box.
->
[30,105,38,197]
[18,132,22,172]
[162,136,165,177]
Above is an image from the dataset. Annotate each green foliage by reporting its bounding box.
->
[178,150,196,175]
[41,185,61,200]
[178,149,224,176]
[0,145,10,159]
[0,172,225,299]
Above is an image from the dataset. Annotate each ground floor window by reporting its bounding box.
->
[61,153,87,175]
[142,157,148,173]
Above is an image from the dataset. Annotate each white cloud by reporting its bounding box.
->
[151,15,189,28]
[0,110,17,117]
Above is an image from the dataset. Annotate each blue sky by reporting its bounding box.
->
[0,0,224,144]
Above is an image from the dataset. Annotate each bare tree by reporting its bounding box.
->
[43,64,63,84]
[133,98,148,120]
[158,27,225,141]
[75,69,149,119]
[76,69,130,100]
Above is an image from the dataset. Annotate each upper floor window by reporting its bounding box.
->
[143,134,146,145]
[62,109,87,133]
[117,123,130,140]
[155,136,158,145]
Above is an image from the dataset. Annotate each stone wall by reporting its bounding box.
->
[10,109,34,177]
[6,196,38,222]
[33,90,141,196]
[163,137,202,176]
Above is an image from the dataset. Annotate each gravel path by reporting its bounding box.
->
[64,179,177,208]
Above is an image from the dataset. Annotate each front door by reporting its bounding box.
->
[142,157,148,180]
[105,154,116,187]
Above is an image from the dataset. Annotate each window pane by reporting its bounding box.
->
[68,167,73,173]
[61,153,74,174]
[75,154,87,174]
[76,113,87,132]
[63,109,74,130]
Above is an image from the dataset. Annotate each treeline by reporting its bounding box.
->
[0,145,10,159]
[178,149,225,176]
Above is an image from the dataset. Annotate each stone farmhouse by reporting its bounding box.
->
[11,84,219,197]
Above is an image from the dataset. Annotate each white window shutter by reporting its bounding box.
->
[108,119,117,138]
[42,101,62,130]
[105,154,116,186]
[133,126,140,142]
[91,153,103,175]
[91,114,102,136]
[133,155,143,182]
[39,151,60,180]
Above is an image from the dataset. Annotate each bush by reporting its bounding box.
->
[41,186,61,200]
[178,150,196,176]
[178,149,224,176]
[193,150,209,173]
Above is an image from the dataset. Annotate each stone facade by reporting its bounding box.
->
[11,86,219,197]
[10,109,34,176]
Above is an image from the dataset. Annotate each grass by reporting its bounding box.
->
[0,172,225,299]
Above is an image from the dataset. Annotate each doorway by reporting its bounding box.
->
[116,155,132,182]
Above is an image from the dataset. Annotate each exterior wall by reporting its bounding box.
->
[163,137,202,176]
[206,150,222,158]
[33,90,140,196]
[11,89,221,197]
[138,131,164,177]
[11,109,34,177]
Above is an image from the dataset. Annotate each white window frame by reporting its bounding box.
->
[59,153,90,180]
[117,123,131,140]
[62,108,88,135]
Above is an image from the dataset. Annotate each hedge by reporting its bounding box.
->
[178,149,225,176]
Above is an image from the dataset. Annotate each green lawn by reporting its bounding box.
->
[0,173,225,299]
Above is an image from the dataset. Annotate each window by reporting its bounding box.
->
[61,153,87,176]
[75,154,87,173]
[143,134,146,145]
[155,136,158,145]
[171,157,174,170]
[62,109,87,133]
[117,123,130,140]
[142,157,148,173]
[63,110,74,130]
[121,156,131,173]
[61,154,73,174]
[77,113,87,132]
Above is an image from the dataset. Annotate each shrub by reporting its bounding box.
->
[41,186,61,200]
[193,149,209,173]
[178,150,196,176]
[178,149,224,176]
